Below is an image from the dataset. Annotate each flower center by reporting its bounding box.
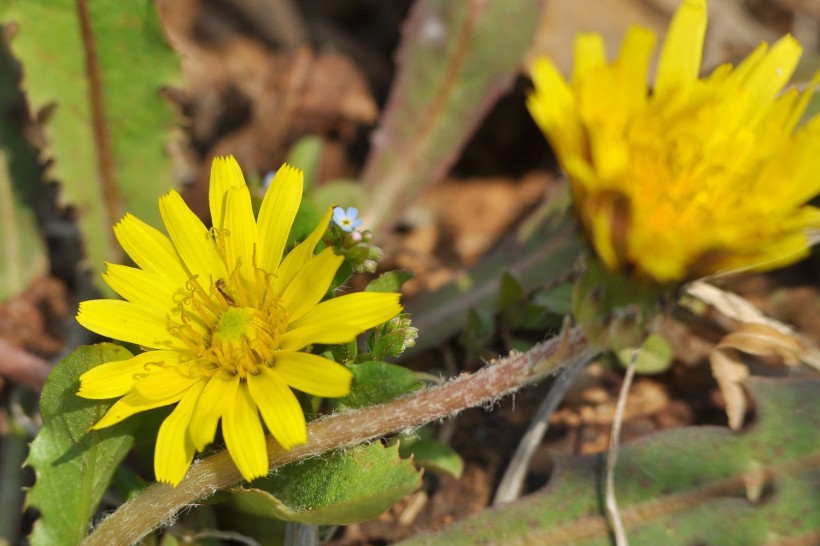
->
[172,269,289,380]
[209,306,284,377]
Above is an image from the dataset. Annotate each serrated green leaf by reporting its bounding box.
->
[616,333,674,375]
[230,442,422,525]
[25,343,137,546]
[399,438,463,478]
[337,361,423,409]
[0,40,46,301]
[0,0,180,286]
[365,270,413,293]
[395,377,820,546]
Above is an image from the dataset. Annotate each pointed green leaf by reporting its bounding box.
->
[230,442,422,525]
[396,377,820,545]
[0,1,181,284]
[498,272,523,312]
[25,343,136,546]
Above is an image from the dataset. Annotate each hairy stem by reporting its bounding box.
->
[83,328,590,546]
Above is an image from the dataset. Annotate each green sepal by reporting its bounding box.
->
[365,313,418,360]
[572,255,673,351]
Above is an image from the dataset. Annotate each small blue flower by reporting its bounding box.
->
[332,206,363,232]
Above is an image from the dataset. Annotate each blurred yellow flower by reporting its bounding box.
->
[528,0,820,283]
[76,156,402,486]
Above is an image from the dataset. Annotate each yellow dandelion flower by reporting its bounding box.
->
[528,0,820,283]
[76,156,402,486]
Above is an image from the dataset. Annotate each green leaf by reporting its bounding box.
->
[337,361,423,409]
[399,438,463,478]
[0,40,47,300]
[365,270,414,293]
[0,1,181,286]
[287,198,322,247]
[25,343,137,546]
[616,333,674,375]
[498,272,523,312]
[230,442,422,525]
[532,283,573,315]
[360,0,545,231]
[395,377,820,545]
[366,313,418,360]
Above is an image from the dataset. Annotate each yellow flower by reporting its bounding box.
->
[76,156,402,486]
[528,0,820,283]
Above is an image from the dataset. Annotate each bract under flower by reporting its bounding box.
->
[528,0,820,283]
[76,156,402,486]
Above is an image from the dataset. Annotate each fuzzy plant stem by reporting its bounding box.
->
[83,327,591,546]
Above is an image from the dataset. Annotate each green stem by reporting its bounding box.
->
[83,328,594,546]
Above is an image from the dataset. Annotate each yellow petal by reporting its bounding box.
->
[655,0,707,97]
[279,247,344,323]
[257,164,303,274]
[272,207,333,297]
[223,382,269,482]
[616,26,655,115]
[209,156,246,230]
[189,370,239,451]
[279,321,365,351]
[289,292,402,331]
[272,352,352,397]
[223,184,257,289]
[92,388,187,430]
[572,33,607,88]
[527,58,584,161]
[78,350,179,400]
[77,300,183,350]
[248,367,306,449]
[102,263,180,313]
[113,213,189,284]
[154,379,206,486]
[738,35,801,127]
[159,190,225,279]
[133,365,203,400]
